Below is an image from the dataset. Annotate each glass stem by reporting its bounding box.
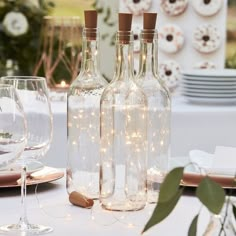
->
[19,165,29,228]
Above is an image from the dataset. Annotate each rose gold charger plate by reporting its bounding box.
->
[182,172,236,189]
[171,157,236,189]
[0,166,64,188]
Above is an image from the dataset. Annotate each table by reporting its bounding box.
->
[44,96,236,168]
[0,175,212,236]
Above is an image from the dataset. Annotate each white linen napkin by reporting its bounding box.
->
[189,146,236,176]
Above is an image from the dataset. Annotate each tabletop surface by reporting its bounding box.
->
[50,95,236,114]
[0,174,215,236]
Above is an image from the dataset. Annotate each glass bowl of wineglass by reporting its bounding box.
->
[0,76,53,235]
[0,84,26,170]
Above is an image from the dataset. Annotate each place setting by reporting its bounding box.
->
[0,76,64,234]
[0,162,64,188]
[169,146,236,189]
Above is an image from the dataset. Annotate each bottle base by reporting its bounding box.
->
[100,200,146,212]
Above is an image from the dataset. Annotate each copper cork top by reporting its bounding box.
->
[143,13,157,42]
[118,13,132,43]
[84,10,97,40]
[119,13,132,31]
[84,10,97,28]
[143,13,157,30]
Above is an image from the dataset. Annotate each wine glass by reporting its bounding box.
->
[0,76,53,234]
[0,84,26,170]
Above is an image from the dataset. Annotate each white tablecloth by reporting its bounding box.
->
[0,175,211,236]
[44,96,236,168]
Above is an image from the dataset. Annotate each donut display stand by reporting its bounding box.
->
[192,0,223,17]
[160,0,188,16]
[159,24,185,54]
[120,0,227,90]
[194,61,216,69]
[159,60,181,91]
[123,0,152,16]
[133,23,142,53]
[193,23,221,53]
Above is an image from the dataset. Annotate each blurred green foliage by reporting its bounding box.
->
[0,0,54,76]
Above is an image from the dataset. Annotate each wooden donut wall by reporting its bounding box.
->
[119,0,227,88]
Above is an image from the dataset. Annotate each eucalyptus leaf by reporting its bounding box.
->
[196,177,225,215]
[159,167,184,203]
[103,8,111,23]
[188,214,198,236]
[0,132,12,138]
[101,33,109,40]
[107,22,115,27]
[233,204,236,220]
[142,188,183,234]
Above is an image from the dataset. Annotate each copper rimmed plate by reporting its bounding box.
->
[170,157,236,189]
[0,161,44,184]
[182,172,235,188]
[0,166,64,188]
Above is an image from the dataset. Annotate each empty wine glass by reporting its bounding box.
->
[0,76,53,234]
[0,84,26,170]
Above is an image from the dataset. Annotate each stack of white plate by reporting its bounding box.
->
[181,69,236,104]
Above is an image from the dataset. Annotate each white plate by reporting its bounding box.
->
[182,95,236,104]
[182,92,236,98]
[182,69,236,78]
[0,161,44,183]
[181,87,236,94]
[182,81,236,89]
[182,80,236,86]
[182,76,236,82]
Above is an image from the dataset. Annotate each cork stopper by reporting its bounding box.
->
[69,191,94,208]
[84,10,97,28]
[84,10,97,40]
[118,13,132,44]
[119,13,132,31]
[143,13,157,42]
[143,13,157,30]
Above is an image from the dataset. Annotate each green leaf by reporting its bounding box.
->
[142,188,183,234]
[103,8,111,23]
[159,167,184,203]
[0,132,13,139]
[233,204,236,220]
[188,214,198,236]
[196,176,225,214]
[107,22,115,27]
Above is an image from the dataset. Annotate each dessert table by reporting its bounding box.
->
[0,174,213,236]
[44,95,236,167]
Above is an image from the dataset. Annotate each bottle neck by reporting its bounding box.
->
[115,31,134,81]
[138,30,158,78]
[80,28,99,75]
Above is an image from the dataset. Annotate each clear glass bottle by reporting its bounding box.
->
[203,198,236,236]
[136,18,171,203]
[67,15,107,199]
[100,18,148,211]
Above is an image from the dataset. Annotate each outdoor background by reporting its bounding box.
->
[52,0,236,68]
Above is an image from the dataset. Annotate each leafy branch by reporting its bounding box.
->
[92,0,116,45]
[142,165,236,236]
[0,132,12,139]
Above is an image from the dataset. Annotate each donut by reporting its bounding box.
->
[159,24,184,54]
[132,24,141,53]
[160,0,188,16]
[124,0,152,16]
[194,61,216,69]
[159,60,181,90]
[193,24,221,53]
[193,0,223,16]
